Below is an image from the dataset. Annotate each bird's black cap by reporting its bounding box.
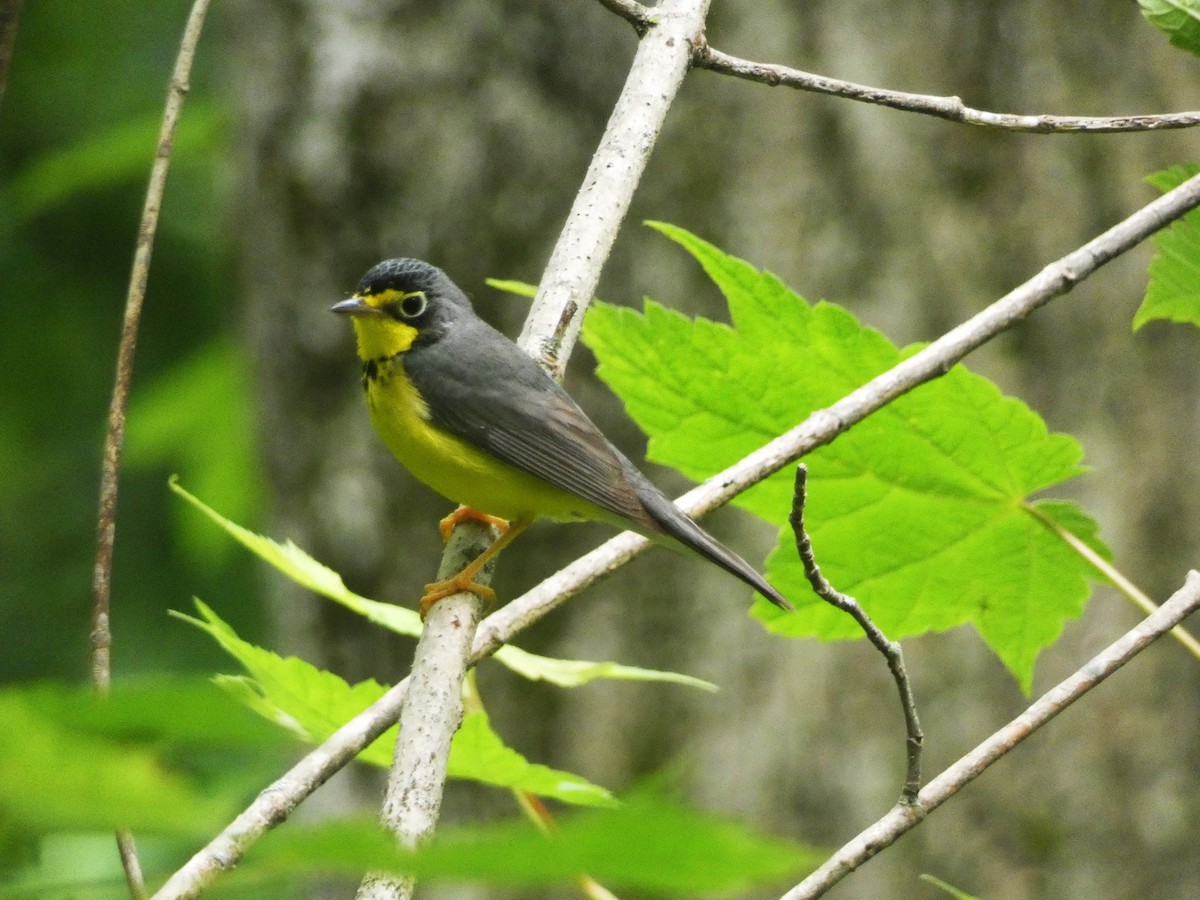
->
[356,258,472,310]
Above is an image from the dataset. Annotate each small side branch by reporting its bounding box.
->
[594,0,655,37]
[789,465,922,803]
[694,43,1200,134]
[782,570,1200,900]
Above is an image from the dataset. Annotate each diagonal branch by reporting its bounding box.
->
[789,465,923,803]
[694,43,1200,133]
[477,169,1200,646]
[780,570,1200,900]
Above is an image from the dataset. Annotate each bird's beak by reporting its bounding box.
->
[330,295,382,317]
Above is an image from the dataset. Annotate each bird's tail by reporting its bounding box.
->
[628,468,795,612]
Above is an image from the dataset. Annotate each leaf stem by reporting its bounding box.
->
[1027,503,1200,661]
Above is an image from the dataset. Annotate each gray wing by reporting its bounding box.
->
[404,318,654,527]
[406,317,793,611]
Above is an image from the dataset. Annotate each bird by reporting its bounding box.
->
[332,258,793,616]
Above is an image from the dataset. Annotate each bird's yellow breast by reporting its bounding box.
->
[363,356,607,523]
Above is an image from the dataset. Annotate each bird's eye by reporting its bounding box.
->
[399,293,427,318]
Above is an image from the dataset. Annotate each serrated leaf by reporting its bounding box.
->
[177,602,615,806]
[1139,0,1200,57]
[172,480,713,691]
[1135,164,1200,330]
[448,710,616,806]
[171,478,423,637]
[582,222,1108,690]
[249,791,821,892]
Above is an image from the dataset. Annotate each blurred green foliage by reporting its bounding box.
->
[0,1,263,680]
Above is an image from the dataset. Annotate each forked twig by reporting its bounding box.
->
[781,570,1200,899]
[89,1,211,896]
[789,464,923,802]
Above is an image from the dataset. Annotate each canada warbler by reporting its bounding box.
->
[332,258,793,615]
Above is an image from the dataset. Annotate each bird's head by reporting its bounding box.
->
[331,258,473,360]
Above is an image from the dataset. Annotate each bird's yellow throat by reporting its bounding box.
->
[348,289,422,361]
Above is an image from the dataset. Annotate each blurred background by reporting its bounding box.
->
[2,1,1199,897]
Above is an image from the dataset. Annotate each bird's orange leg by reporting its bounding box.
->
[420,518,531,618]
[437,506,511,544]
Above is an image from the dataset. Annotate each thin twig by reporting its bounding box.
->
[356,526,490,900]
[781,570,1200,900]
[693,43,1200,134]
[89,2,210,897]
[594,0,655,37]
[517,0,711,373]
[0,0,23,116]
[153,137,1200,900]
[789,465,923,803]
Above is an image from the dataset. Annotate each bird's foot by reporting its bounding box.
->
[438,506,510,543]
[419,571,497,618]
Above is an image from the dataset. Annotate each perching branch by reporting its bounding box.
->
[780,570,1200,900]
[789,464,923,803]
[89,2,210,897]
[693,43,1200,133]
[355,525,492,900]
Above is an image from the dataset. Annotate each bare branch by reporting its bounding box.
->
[594,0,655,37]
[789,465,923,803]
[356,526,491,900]
[88,1,210,895]
[781,570,1200,900]
[518,0,711,374]
[694,43,1200,134]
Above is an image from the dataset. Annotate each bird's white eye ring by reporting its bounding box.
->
[399,293,427,318]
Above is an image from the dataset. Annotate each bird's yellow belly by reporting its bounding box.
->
[365,369,603,523]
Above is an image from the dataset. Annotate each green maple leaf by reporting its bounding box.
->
[175,601,615,807]
[1135,163,1200,331]
[582,223,1109,690]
